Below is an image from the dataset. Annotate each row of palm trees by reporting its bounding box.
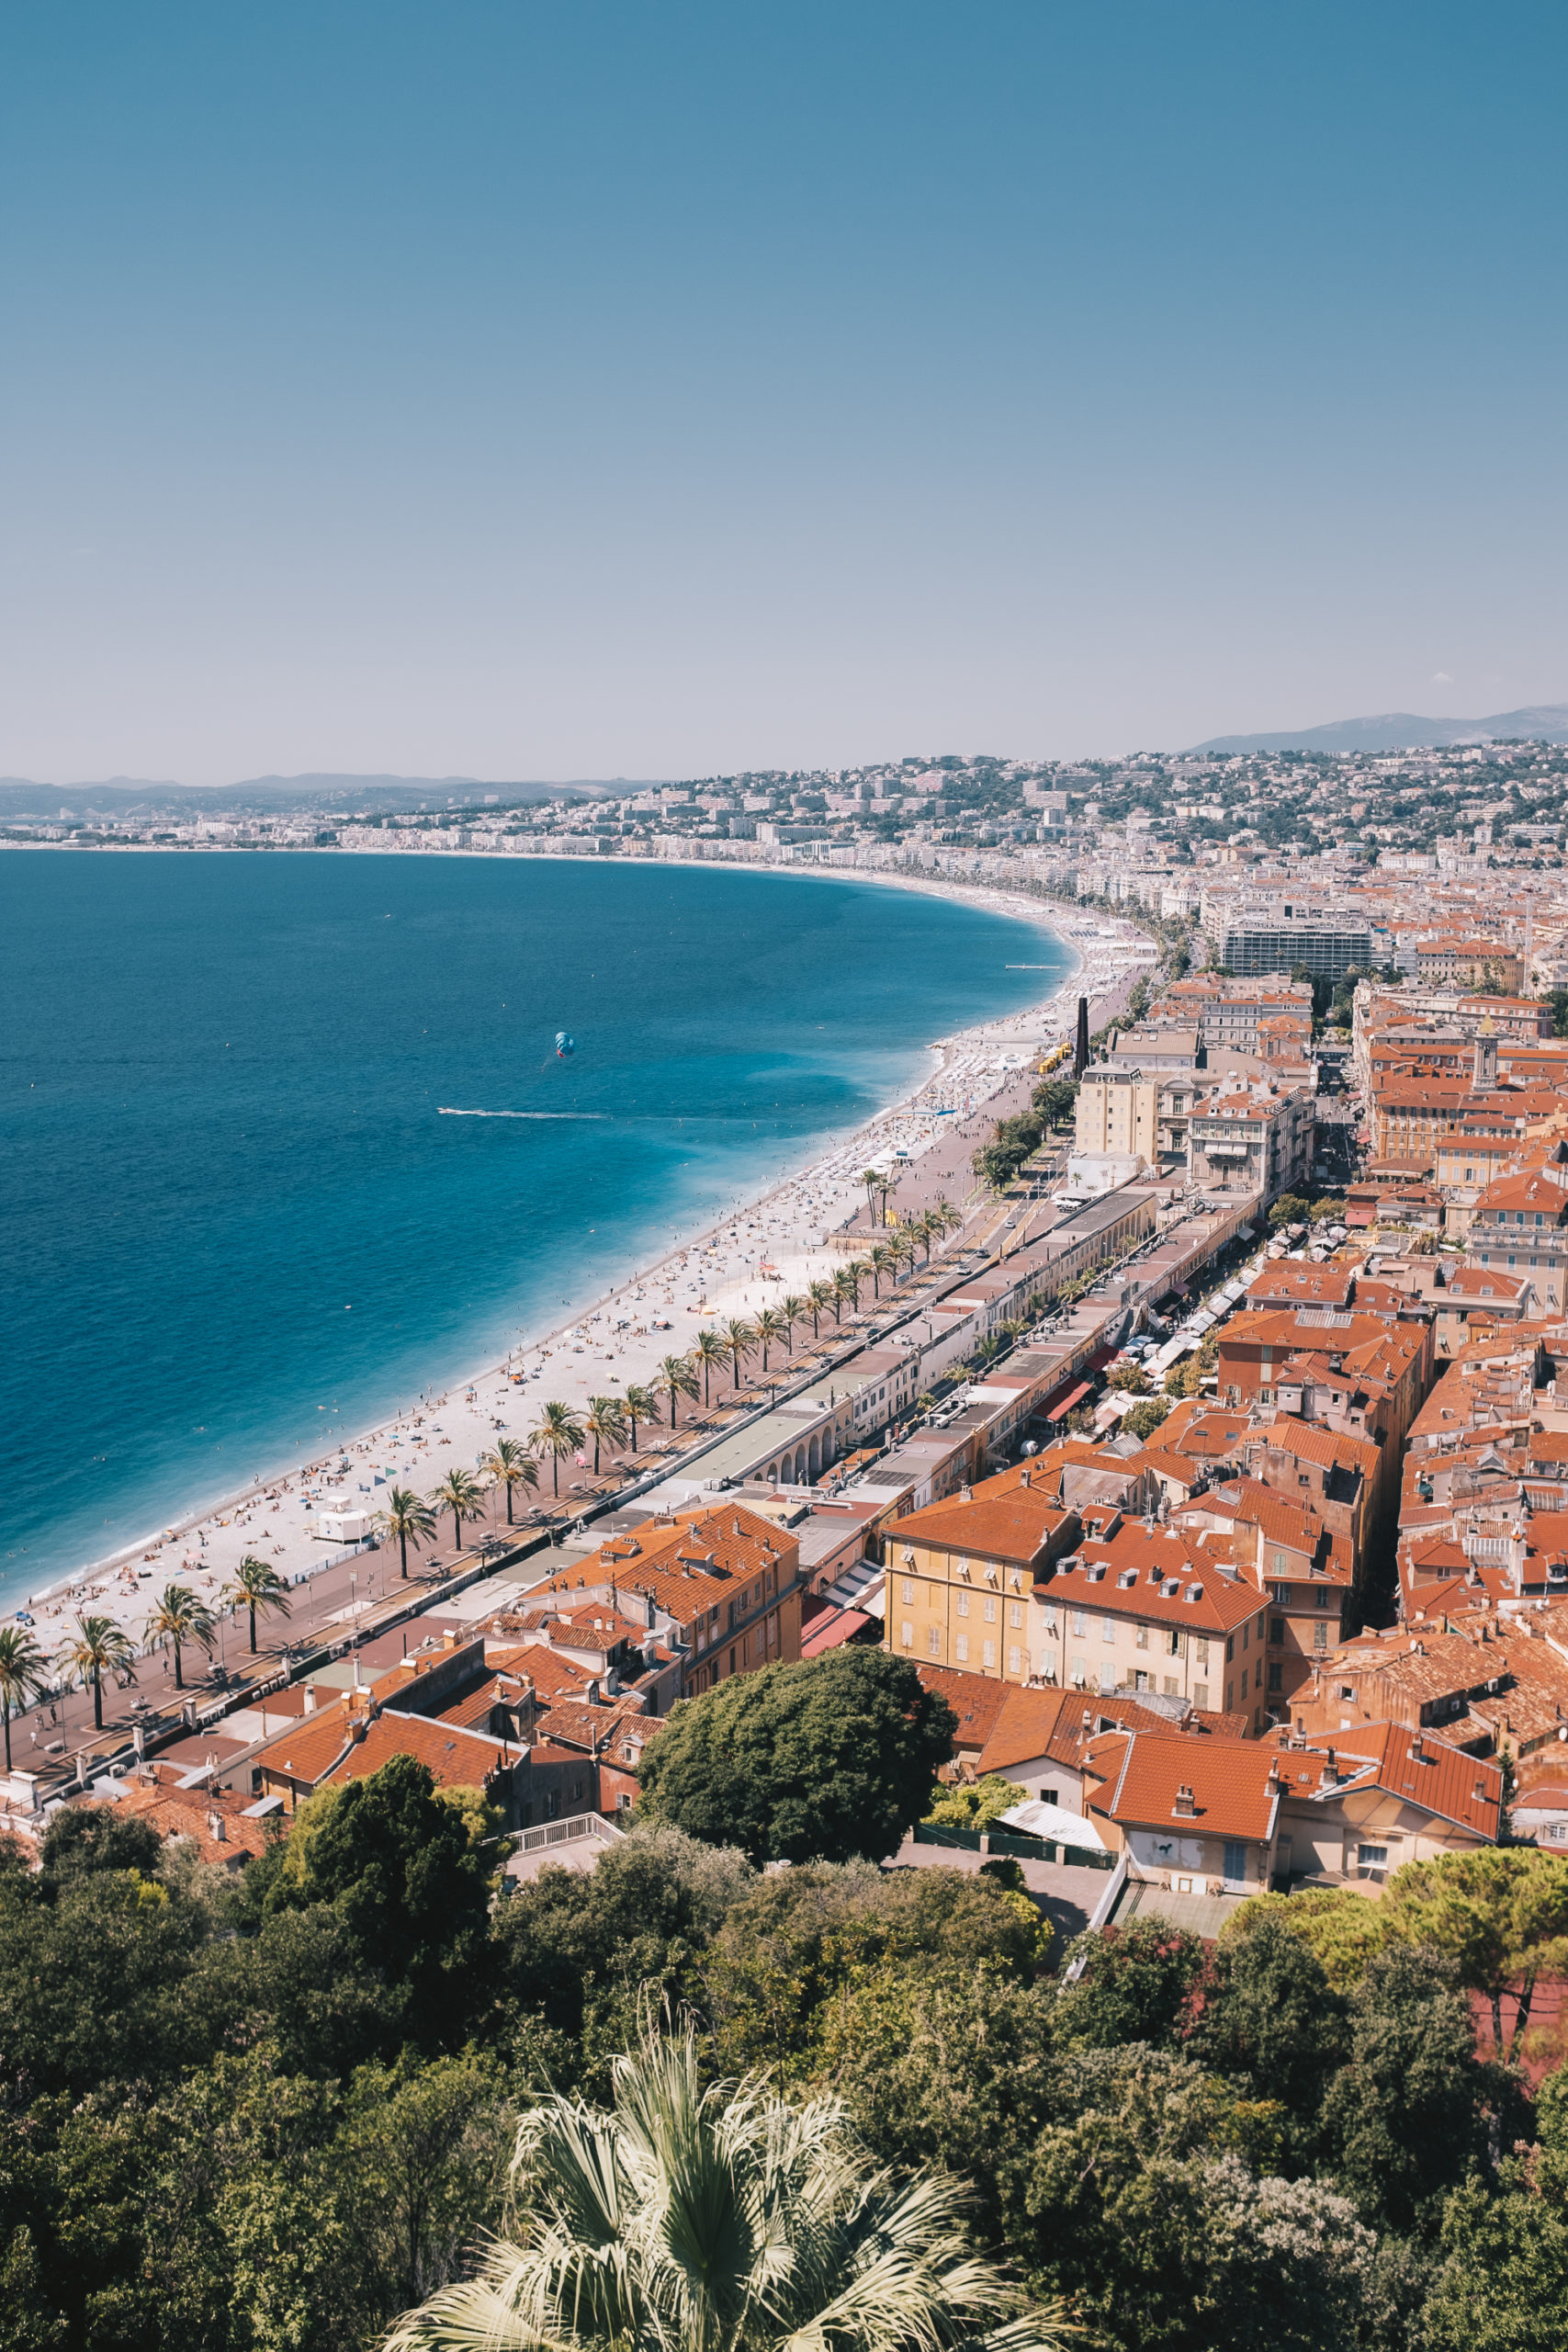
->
[0,1554,300,1768]
[0,1204,973,1768]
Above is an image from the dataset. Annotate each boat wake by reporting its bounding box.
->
[437,1107,609,1118]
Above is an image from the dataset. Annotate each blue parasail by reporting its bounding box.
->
[554,1031,575,1059]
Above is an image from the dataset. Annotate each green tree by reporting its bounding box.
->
[637,1648,955,1866]
[583,1394,628,1473]
[1382,1848,1568,2055]
[479,1438,539,1526]
[621,1385,658,1451]
[1053,1916,1207,2050]
[753,1304,788,1367]
[779,1293,809,1351]
[720,1316,758,1386]
[0,1623,48,1770]
[925,1772,1027,1830]
[429,1465,485,1552]
[143,1581,217,1691]
[222,1556,293,1654]
[1122,1397,1171,1441]
[53,1612,136,1729]
[655,1351,699,1428]
[530,1400,586,1496]
[1268,1193,1309,1229]
[807,1276,836,1334]
[1317,1943,1491,2235]
[692,1326,728,1405]
[1187,1909,1348,2143]
[383,2024,1076,2352]
[376,1483,438,1577]
[265,1755,493,2013]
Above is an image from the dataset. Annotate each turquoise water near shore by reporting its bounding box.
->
[0,852,1070,1603]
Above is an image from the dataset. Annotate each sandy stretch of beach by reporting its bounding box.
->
[19,876,1151,1644]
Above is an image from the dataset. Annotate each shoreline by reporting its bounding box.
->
[15,859,1152,1630]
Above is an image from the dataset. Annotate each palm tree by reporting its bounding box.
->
[754,1305,787,1370]
[432,1465,486,1552]
[376,1483,437,1577]
[531,1400,586,1496]
[842,1258,874,1314]
[721,1315,758,1388]
[585,1394,629,1474]
[896,1227,920,1279]
[0,1626,47,1772]
[656,1352,700,1429]
[860,1165,884,1224]
[780,1292,809,1351]
[55,1613,137,1731]
[224,1556,293,1655]
[693,1326,728,1407]
[144,1582,216,1692]
[831,1265,856,1323]
[870,1242,897,1297]
[479,1438,539,1527]
[384,2024,1076,2352]
[807,1276,836,1337]
[876,1175,896,1226]
[622,1384,658,1453]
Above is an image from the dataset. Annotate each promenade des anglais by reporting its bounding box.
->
[6,8,1568,2352]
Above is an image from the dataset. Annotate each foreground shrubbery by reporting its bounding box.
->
[3,1755,1568,2350]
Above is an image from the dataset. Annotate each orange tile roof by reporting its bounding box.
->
[1085,1727,1281,1841]
[915,1662,1012,1752]
[1051,1521,1265,1634]
[1276,1721,1501,1839]
[321,1713,510,1791]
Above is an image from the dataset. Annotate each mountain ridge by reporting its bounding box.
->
[1186,705,1568,755]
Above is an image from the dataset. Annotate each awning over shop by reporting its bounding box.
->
[1046,1380,1094,1422]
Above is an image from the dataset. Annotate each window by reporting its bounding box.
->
[984,1596,998,1623]
[1195,1638,1209,1668]
[1223,1840,1247,1883]
[955,1634,969,1663]
[1134,1669,1151,1691]
[1168,1628,1184,1657]
[1071,1609,1087,1638]
[1268,1663,1283,1691]
[1163,1675,1179,1696]
[1041,1788,1058,1806]
[983,1640,997,1669]
[1239,1667,1248,1698]
[1315,1587,1329,1608]
[1103,1617,1115,1644]
[956,1592,969,1618]
[1271,1550,1288,1575]
[1069,1655,1087,1686]
[927,1627,942,1657]
[1098,1662,1113,1692]
[1357,1843,1388,1874]
[1010,1601,1023,1629]
[1242,1619,1250,1649]
[1225,1635,1235,1661]
[1225,1680,1234,1711]
[1135,1624,1149,1649]
[1270,1617,1285,1645]
[1314,1622,1328,1651]
[1008,1645,1022,1675]
[1193,1683,1209,1709]
[900,1579,914,1606]
[900,1621,913,1649]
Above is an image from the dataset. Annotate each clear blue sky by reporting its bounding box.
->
[2,2,1564,782]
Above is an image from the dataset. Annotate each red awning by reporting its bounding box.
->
[801,1607,873,1657]
[1046,1380,1094,1422]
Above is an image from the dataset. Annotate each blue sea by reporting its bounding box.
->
[0,851,1071,1604]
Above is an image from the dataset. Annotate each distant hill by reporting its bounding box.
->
[1187,706,1568,755]
[0,773,666,820]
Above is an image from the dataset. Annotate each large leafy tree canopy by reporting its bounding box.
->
[2,1701,1568,2352]
[635,1646,956,1863]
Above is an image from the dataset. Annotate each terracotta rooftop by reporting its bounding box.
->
[1084,1726,1282,1842]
